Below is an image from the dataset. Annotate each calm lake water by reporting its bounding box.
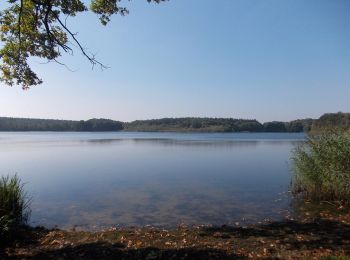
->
[0,132,305,230]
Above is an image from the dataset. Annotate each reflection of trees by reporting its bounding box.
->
[84,138,304,149]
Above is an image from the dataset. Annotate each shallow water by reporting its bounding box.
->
[0,132,305,230]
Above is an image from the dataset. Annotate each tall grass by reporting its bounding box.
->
[0,174,30,243]
[292,131,350,204]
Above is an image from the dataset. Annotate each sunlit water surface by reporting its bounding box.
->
[0,132,305,230]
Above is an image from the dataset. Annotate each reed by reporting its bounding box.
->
[0,174,30,242]
[292,131,350,204]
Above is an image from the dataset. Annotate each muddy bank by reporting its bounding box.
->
[2,213,350,259]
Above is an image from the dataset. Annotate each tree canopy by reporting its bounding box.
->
[0,0,165,89]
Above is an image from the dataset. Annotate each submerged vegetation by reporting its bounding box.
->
[1,173,350,258]
[0,175,30,244]
[292,130,350,204]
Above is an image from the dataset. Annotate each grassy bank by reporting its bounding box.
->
[292,131,350,204]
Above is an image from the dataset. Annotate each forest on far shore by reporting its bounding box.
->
[0,112,348,133]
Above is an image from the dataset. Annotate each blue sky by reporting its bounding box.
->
[1,0,349,122]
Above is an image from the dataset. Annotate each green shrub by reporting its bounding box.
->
[0,174,30,243]
[292,131,350,204]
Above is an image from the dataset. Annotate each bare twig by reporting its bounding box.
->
[54,14,109,69]
[27,0,109,71]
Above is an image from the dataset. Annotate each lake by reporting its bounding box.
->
[0,132,305,230]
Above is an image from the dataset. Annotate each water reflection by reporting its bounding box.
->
[86,138,262,147]
[0,132,305,230]
[86,138,303,148]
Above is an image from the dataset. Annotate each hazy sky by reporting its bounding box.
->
[1,0,349,122]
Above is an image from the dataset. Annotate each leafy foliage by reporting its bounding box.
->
[292,131,350,204]
[0,0,165,88]
[0,174,30,244]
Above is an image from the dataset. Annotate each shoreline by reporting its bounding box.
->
[3,208,350,259]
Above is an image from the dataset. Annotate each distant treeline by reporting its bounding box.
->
[124,118,313,132]
[310,112,350,134]
[0,112,349,132]
[0,118,123,131]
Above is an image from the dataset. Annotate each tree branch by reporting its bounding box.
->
[54,13,108,69]
[17,0,24,60]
